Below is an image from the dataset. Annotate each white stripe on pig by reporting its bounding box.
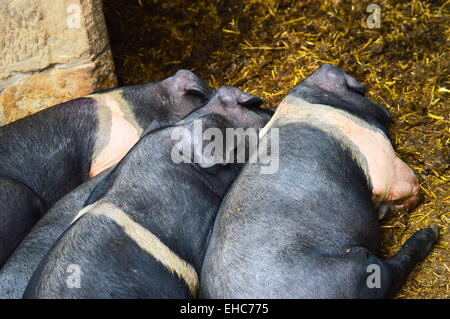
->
[260,95,420,212]
[88,91,143,178]
[72,202,199,296]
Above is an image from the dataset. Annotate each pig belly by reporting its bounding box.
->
[267,97,420,212]
[89,94,142,178]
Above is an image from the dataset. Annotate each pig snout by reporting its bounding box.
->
[298,64,392,129]
[168,69,212,101]
[303,63,367,96]
[182,86,269,129]
[216,86,270,129]
[217,86,263,109]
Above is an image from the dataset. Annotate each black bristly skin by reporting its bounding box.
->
[200,64,439,299]
[23,86,270,299]
[0,170,110,299]
[0,69,212,266]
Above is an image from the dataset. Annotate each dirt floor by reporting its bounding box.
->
[102,0,449,298]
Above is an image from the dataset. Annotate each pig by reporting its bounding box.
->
[0,169,111,299]
[200,64,439,299]
[0,83,269,299]
[0,70,212,266]
[23,86,272,299]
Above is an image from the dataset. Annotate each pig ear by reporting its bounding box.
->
[344,73,366,96]
[175,114,233,169]
[185,84,210,101]
[196,114,234,168]
[238,92,263,108]
[184,80,211,102]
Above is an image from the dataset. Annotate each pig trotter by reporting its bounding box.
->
[380,226,439,297]
[389,226,439,272]
[377,204,393,220]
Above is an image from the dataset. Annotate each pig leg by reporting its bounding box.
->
[376,198,408,220]
[376,204,394,220]
[384,226,439,292]
[376,196,420,220]
[0,178,46,266]
[357,226,439,298]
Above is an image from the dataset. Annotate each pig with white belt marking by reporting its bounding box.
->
[23,86,272,299]
[0,70,212,266]
[200,64,439,298]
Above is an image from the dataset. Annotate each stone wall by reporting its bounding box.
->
[0,0,117,125]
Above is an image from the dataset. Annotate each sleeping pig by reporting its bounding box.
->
[200,64,439,298]
[23,86,272,298]
[0,169,111,298]
[0,70,212,266]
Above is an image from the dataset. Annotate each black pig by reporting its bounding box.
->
[23,86,271,299]
[0,70,211,265]
[200,64,439,299]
